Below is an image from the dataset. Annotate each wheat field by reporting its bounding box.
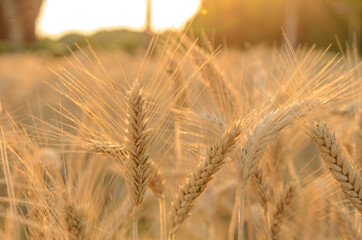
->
[0,33,361,240]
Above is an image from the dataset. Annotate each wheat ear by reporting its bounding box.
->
[27,205,46,240]
[253,164,273,237]
[308,122,362,213]
[63,198,86,240]
[87,139,125,157]
[235,100,314,240]
[169,118,243,237]
[88,140,164,197]
[88,136,165,240]
[148,161,167,240]
[148,161,165,198]
[270,184,296,240]
[124,80,151,206]
[237,100,313,185]
[253,166,272,213]
[124,80,151,240]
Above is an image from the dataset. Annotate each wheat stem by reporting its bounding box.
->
[228,187,240,240]
[238,185,245,240]
[159,196,167,240]
[133,206,138,240]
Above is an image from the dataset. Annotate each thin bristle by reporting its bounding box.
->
[184,37,238,118]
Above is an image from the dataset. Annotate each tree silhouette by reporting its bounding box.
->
[0,0,43,51]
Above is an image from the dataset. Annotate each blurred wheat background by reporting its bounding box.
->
[0,0,361,240]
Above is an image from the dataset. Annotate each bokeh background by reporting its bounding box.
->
[0,0,360,55]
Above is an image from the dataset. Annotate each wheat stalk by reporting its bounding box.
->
[308,122,362,213]
[356,111,362,168]
[169,118,243,237]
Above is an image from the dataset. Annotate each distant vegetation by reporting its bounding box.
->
[0,29,151,56]
[189,0,361,53]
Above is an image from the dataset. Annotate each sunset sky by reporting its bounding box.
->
[37,0,201,38]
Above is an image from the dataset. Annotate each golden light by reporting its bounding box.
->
[37,0,201,38]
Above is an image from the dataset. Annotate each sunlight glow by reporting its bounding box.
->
[37,0,201,38]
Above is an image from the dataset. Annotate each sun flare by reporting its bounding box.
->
[37,0,201,38]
